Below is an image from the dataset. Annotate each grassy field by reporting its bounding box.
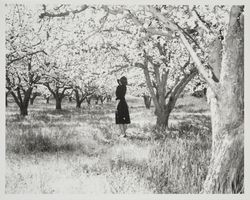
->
[5,95,212,194]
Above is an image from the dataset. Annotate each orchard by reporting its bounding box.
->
[5,4,244,194]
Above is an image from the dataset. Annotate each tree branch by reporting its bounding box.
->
[143,63,160,111]
[148,5,218,94]
[39,5,89,19]
[10,91,21,107]
[171,68,198,100]
[179,32,218,94]
[43,83,55,97]
[7,50,47,66]
[192,6,212,33]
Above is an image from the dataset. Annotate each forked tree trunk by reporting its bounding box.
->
[202,6,244,193]
[19,90,32,116]
[11,87,33,116]
[44,84,71,111]
[75,96,85,108]
[100,96,106,104]
[143,60,197,129]
[30,92,40,105]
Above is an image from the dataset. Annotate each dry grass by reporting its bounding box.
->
[5,95,212,194]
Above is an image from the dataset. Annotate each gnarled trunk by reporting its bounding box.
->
[203,94,244,193]
[202,6,244,193]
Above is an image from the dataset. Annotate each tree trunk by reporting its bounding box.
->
[203,96,244,193]
[6,91,9,107]
[95,96,99,104]
[100,96,106,104]
[155,109,170,129]
[55,98,62,110]
[143,95,152,109]
[202,6,244,193]
[20,105,28,116]
[86,97,91,106]
[30,98,35,105]
[107,95,112,102]
[10,87,32,116]
[76,101,81,108]
[46,97,50,104]
[76,98,84,108]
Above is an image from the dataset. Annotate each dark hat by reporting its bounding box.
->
[120,76,128,85]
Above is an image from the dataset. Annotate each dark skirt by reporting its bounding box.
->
[115,100,130,124]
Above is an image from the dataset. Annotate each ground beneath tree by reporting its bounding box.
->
[5,96,211,193]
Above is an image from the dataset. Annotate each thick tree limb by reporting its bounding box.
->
[43,83,56,97]
[179,32,218,94]
[10,91,21,107]
[39,5,89,19]
[171,68,198,100]
[143,64,160,112]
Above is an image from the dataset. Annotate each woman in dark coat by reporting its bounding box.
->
[115,76,130,137]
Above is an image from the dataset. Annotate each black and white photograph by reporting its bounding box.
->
[2,0,247,198]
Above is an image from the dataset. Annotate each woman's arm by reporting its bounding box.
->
[115,99,120,110]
